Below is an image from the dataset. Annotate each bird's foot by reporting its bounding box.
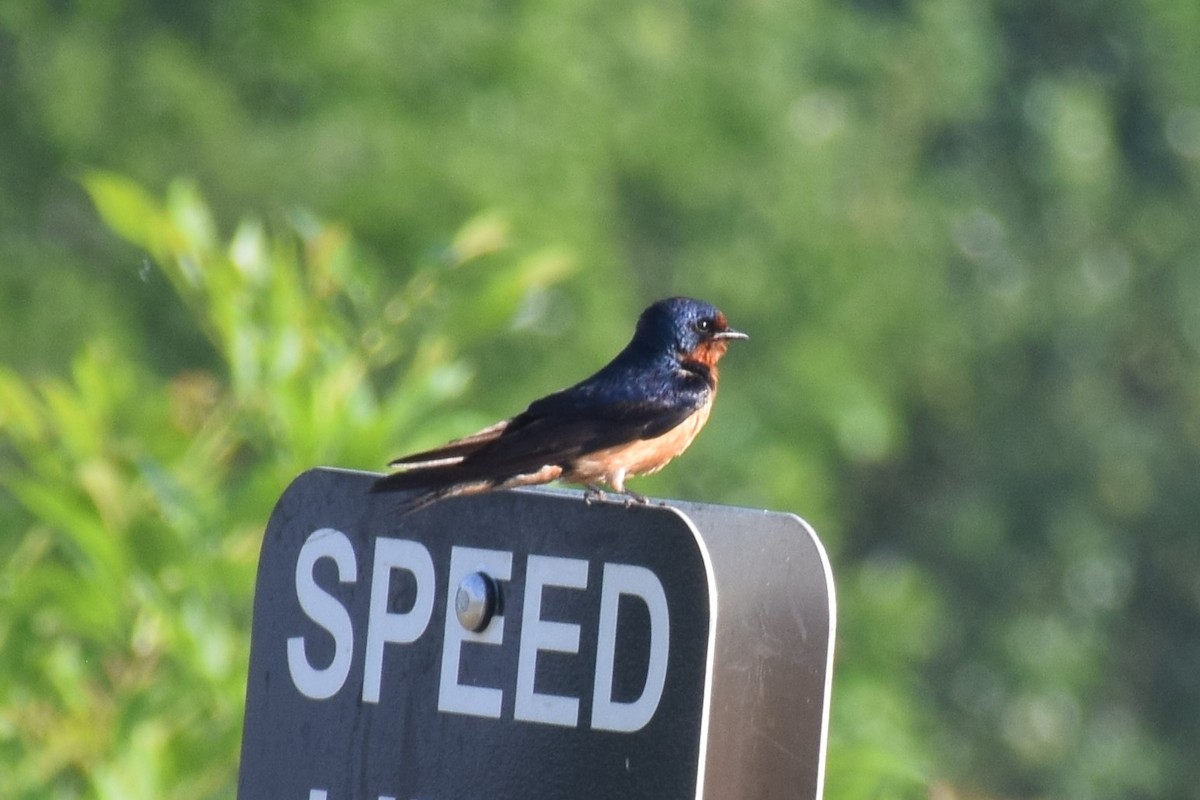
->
[583,485,607,505]
[621,488,648,508]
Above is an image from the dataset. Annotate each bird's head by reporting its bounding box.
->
[633,296,748,367]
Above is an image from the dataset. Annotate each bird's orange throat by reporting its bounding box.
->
[683,338,731,372]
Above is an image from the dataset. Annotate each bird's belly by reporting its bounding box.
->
[568,401,714,483]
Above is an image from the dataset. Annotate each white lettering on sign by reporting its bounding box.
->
[287,528,358,700]
[591,563,671,732]
[362,538,437,703]
[514,555,590,727]
[285,530,672,731]
[438,546,513,718]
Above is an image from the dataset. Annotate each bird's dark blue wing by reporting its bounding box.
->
[457,363,709,474]
[374,361,710,491]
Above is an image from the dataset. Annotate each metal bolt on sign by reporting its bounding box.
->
[455,571,496,632]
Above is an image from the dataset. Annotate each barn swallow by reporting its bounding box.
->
[371,296,747,513]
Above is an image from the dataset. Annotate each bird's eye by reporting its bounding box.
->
[695,318,713,333]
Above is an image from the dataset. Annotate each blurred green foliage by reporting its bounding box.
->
[1,174,569,798]
[2,0,1199,798]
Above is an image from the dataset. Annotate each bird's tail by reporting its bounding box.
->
[371,468,453,493]
[370,471,501,515]
[381,486,463,516]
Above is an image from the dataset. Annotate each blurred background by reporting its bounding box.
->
[2,1,1199,797]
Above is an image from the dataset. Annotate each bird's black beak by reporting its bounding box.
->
[714,327,749,341]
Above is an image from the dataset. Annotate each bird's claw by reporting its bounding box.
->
[622,489,648,508]
[584,486,648,508]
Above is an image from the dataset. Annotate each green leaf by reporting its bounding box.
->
[82,171,172,261]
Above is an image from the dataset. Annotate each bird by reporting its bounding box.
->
[370,296,747,513]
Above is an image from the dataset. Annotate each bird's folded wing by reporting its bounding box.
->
[375,383,706,491]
